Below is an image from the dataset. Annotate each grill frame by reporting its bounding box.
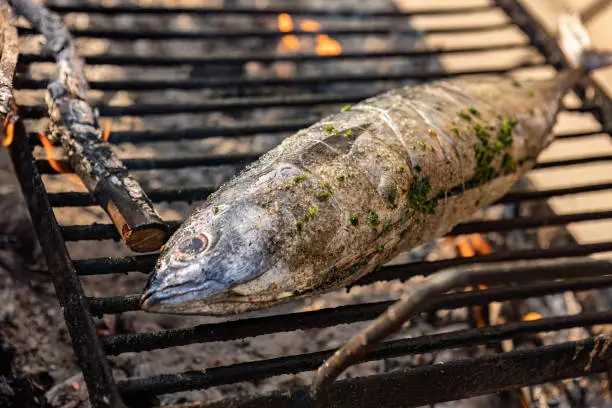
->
[8,0,612,407]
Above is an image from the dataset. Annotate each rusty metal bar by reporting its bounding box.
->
[58,209,612,242]
[7,121,124,408]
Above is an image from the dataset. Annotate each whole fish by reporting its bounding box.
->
[141,15,612,315]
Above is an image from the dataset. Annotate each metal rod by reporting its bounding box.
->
[58,209,612,242]
[7,120,125,408]
[18,42,529,67]
[26,124,605,147]
[17,22,515,40]
[117,310,612,395]
[35,141,608,175]
[47,180,612,208]
[46,4,495,17]
[91,262,612,325]
[72,240,612,277]
[310,258,612,395]
[15,63,543,98]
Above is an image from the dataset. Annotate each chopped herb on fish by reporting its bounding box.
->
[212,205,220,215]
[409,176,436,214]
[315,190,332,201]
[468,107,481,118]
[345,129,353,137]
[324,125,338,135]
[293,174,309,183]
[512,79,522,87]
[457,110,472,121]
[386,185,397,205]
[349,215,359,226]
[341,104,352,112]
[367,211,380,227]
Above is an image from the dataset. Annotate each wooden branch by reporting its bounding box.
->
[0,0,18,146]
[9,0,169,252]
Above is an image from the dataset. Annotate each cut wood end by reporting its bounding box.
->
[124,225,170,253]
[107,200,169,252]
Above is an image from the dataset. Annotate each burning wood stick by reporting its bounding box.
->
[0,0,18,147]
[8,0,169,252]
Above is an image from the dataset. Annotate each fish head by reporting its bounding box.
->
[140,200,291,315]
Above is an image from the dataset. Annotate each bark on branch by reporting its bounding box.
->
[9,0,169,252]
[0,0,18,146]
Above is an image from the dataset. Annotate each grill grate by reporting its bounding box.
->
[8,0,612,407]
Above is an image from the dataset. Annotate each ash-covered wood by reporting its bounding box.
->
[8,0,169,252]
[0,0,18,147]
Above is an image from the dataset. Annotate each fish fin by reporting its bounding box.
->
[559,13,612,73]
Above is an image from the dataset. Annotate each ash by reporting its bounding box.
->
[0,0,610,407]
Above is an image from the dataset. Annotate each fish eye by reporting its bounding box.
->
[173,234,209,261]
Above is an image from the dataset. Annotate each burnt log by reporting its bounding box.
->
[8,0,169,252]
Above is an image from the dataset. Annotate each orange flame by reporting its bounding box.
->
[276,14,341,56]
[2,102,17,147]
[2,118,13,147]
[36,133,84,187]
[102,119,112,142]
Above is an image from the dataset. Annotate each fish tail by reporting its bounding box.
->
[559,13,612,73]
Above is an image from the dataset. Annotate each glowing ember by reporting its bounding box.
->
[276,14,342,55]
[278,13,293,32]
[315,34,342,56]
[281,34,300,52]
[521,312,543,322]
[300,19,321,32]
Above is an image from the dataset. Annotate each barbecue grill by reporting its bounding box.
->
[8,0,612,407]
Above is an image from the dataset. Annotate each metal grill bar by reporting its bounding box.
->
[34,135,604,174]
[58,210,612,242]
[72,241,612,277]
[47,180,612,207]
[115,311,612,395]
[46,4,495,17]
[7,122,123,408]
[15,64,543,99]
[28,126,606,146]
[17,22,515,40]
[97,273,612,348]
[18,43,529,67]
[146,337,609,408]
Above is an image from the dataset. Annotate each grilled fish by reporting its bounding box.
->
[141,15,612,315]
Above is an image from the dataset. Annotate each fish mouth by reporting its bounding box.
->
[140,278,229,313]
[140,279,284,315]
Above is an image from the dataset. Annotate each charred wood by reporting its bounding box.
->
[8,0,169,252]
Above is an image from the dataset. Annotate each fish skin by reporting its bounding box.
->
[140,70,571,315]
